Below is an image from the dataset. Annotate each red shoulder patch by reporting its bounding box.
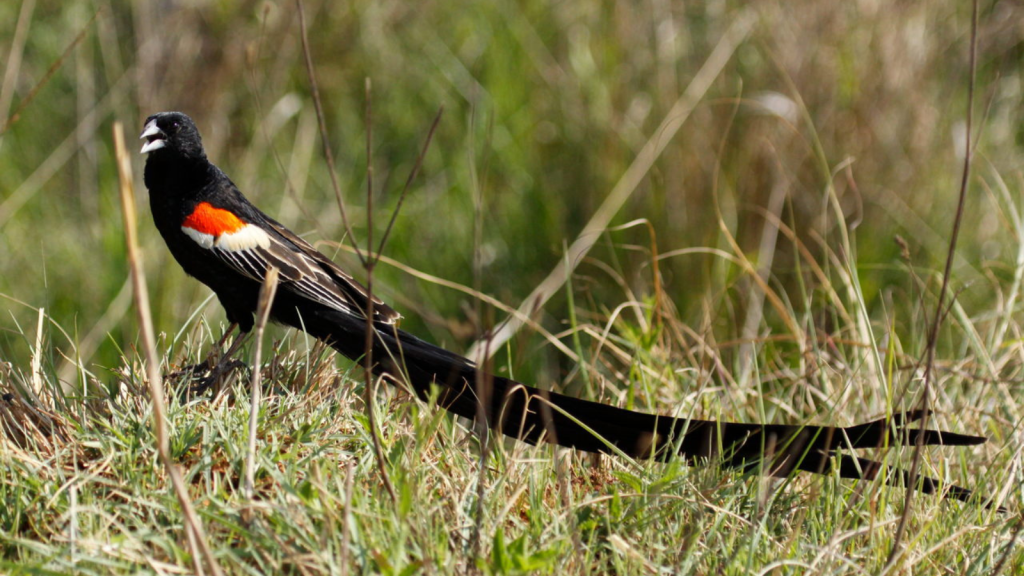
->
[183,202,245,236]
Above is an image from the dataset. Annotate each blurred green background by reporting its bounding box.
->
[0,1,1021,389]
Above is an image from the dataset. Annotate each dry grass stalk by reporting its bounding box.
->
[112,121,223,576]
[245,265,280,502]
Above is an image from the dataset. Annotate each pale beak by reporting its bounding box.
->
[140,120,166,154]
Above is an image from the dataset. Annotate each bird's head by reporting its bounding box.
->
[140,111,206,160]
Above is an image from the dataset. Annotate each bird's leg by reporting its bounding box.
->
[170,323,251,396]
[212,326,250,372]
[172,323,239,376]
[209,322,240,356]
[197,329,251,394]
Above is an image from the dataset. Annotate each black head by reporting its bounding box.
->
[139,111,206,160]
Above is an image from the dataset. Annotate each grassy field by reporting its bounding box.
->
[2,1,1024,573]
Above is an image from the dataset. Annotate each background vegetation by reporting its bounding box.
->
[2,0,1023,573]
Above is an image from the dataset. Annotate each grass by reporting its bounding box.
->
[2,0,1024,573]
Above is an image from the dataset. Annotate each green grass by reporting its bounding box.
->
[1,317,1018,574]
[2,1,1024,573]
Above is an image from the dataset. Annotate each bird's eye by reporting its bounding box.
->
[172,122,181,130]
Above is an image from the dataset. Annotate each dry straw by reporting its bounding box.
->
[112,121,223,576]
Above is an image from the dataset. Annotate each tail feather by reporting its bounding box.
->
[295,306,989,506]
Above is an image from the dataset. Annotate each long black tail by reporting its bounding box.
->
[295,307,989,506]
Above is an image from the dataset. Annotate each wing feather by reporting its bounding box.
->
[185,216,396,323]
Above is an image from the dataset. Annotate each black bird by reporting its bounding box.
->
[140,111,989,505]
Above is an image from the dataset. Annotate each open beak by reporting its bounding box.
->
[139,120,166,154]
